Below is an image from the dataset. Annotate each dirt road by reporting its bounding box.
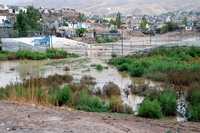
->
[0,101,199,133]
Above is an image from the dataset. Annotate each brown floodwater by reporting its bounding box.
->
[0,57,162,113]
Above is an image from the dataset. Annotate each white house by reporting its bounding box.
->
[0,16,7,24]
[8,6,27,14]
[185,21,194,31]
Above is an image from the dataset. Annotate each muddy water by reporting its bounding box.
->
[0,57,161,112]
[0,60,67,87]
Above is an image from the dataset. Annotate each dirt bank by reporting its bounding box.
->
[0,101,199,133]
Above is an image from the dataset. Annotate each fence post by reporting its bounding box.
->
[121,31,124,56]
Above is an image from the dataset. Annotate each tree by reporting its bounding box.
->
[140,17,149,32]
[78,13,86,22]
[76,28,87,37]
[160,22,179,34]
[26,6,42,32]
[116,12,122,29]
[110,19,116,26]
[15,6,42,37]
[182,17,188,26]
[15,10,29,37]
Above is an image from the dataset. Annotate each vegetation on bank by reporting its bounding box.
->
[0,73,200,122]
[110,46,200,121]
[187,89,200,122]
[109,46,200,90]
[138,89,177,119]
[0,49,78,60]
[0,75,111,113]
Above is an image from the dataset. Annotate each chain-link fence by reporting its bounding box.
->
[1,32,200,58]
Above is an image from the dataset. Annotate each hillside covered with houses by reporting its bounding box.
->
[0,4,200,42]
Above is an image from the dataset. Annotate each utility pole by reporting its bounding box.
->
[150,33,151,46]
[121,31,124,56]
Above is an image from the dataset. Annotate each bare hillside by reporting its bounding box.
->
[1,0,200,15]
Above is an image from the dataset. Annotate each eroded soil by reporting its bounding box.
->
[0,101,200,133]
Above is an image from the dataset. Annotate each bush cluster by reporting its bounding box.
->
[48,86,72,106]
[138,99,162,119]
[95,64,104,71]
[109,47,200,90]
[0,49,77,61]
[74,90,109,112]
[138,89,177,119]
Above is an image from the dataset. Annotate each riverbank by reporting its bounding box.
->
[0,46,200,129]
[0,101,200,133]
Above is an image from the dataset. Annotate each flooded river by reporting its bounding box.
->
[0,57,163,112]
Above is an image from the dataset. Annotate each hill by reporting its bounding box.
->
[1,0,200,15]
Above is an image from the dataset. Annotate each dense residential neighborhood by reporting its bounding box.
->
[0,4,200,39]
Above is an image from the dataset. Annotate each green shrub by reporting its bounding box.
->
[95,64,103,71]
[16,50,47,60]
[138,99,162,119]
[187,89,200,105]
[129,64,145,77]
[46,49,73,59]
[158,89,177,116]
[76,28,87,37]
[0,53,8,60]
[48,86,72,106]
[14,49,76,60]
[75,90,109,112]
[0,51,16,60]
[0,88,8,100]
[187,89,200,122]
[188,104,200,122]
[117,63,129,71]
